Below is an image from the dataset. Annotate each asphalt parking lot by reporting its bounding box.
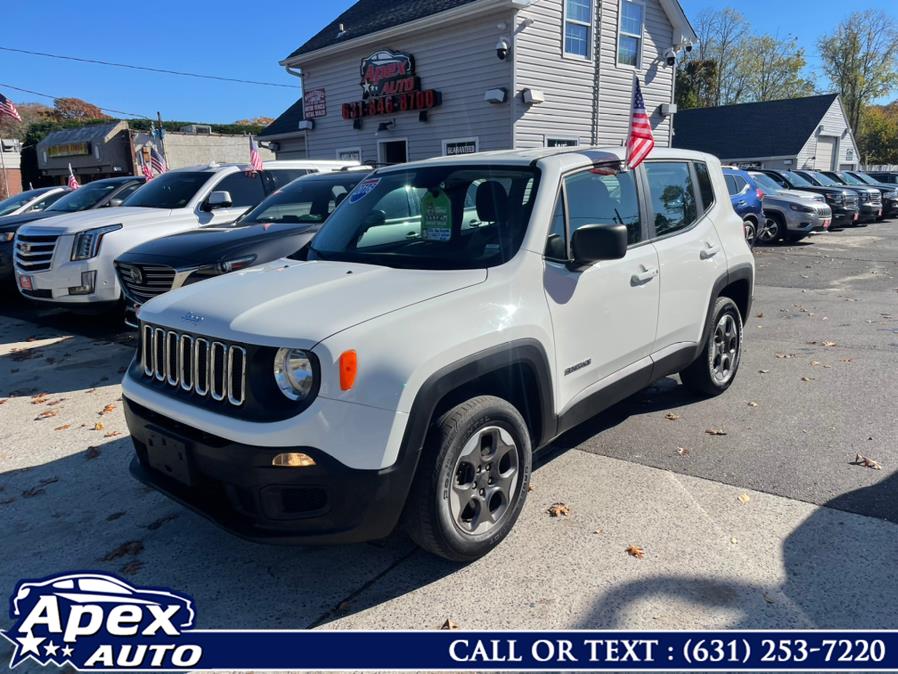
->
[1,221,897,664]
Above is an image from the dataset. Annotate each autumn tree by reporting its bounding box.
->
[234,117,275,127]
[818,10,898,134]
[742,35,815,102]
[676,60,718,109]
[0,102,53,141]
[858,102,898,165]
[52,97,110,122]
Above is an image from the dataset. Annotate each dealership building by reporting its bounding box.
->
[262,0,696,163]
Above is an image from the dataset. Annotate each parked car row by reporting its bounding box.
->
[1,147,756,562]
[721,167,897,247]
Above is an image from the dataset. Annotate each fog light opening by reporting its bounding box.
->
[272,452,317,468]
[68,271,97,296]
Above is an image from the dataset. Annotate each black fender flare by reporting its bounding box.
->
[696,263,754,359]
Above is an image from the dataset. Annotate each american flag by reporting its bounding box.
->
[0,93,22,122]
[67,163,80,190]
[248,136,263,173]
[150,146,168,174]
[626,78,655,170]
[138,152,154,181]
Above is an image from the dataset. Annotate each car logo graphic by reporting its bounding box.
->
[182,312,205,324]
[20,243,31,254]
[128,267,143,284]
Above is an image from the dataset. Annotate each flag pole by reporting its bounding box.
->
[623,74,637,172]
[0,143,8,199]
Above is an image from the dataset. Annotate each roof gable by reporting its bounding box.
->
[673,94,840,159]
[286,0,482,60]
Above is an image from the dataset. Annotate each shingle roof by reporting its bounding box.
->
[285,0,481,60]
[258,98,305,138]
[673,94,840,159]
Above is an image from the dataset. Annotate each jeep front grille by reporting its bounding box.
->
[15,234,60,272]
[844,195,858,208]
[117,263,176,304]
[141,324,247,406]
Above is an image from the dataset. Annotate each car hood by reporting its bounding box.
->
[139,259,488,348]
[18,207,175,234]
[116,222,319,267]
[780,189,825,201]
[0,211,56,232]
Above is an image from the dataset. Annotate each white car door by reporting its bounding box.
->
[198,171,267,226]
[543,167,660,413]
[645,160,726,351]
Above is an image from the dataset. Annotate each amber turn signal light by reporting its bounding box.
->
[272,452,316,468]
[339,350,358,391]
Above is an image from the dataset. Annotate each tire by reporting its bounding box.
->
[743,218,757,248]
[757,214,784,244]
[403,395,532,562]
[680,297,744,397]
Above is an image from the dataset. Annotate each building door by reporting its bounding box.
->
[816,136,837,170]
[378,139,408,165]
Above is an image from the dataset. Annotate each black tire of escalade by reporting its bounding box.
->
[403,395,532,562]
[680,297,744,397]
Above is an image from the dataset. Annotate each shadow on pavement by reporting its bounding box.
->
[582,470,898,628]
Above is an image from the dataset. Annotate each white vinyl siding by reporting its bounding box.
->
[617,0,645,67]
[564,0,594,59]
[796,98,859,170]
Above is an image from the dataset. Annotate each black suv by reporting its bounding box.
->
[820,171,884,221]
[793,171,879,224]
[845,171,898,218]
[757,169,858,229]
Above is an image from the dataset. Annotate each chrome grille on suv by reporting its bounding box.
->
[870,192,882,206]
[844,194,858,208]
[14,234,60,272]
[117,263,176,303]
[141,324,247,406]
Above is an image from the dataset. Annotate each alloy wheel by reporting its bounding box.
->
[710,313,739,385]
[449,426,520,536]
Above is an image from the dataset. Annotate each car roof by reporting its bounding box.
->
[385,146,716,173]
[166,160,361,174]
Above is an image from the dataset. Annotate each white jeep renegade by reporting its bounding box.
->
[122,147,754,561]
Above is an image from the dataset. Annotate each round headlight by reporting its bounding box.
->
[274,348,315,400]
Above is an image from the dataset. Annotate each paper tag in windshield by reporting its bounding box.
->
[421,190,452,241]
[349,178,381,204]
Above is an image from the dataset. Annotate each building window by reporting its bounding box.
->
[846,149,854,161]
[617,0,644,67]
[564,0,593,59]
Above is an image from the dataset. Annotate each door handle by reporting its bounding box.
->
[631,266,659,285]
[700,243,721,260]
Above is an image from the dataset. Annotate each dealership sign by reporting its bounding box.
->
[48,142,91,158]
[342,49,442,120]
[304,89,327,119]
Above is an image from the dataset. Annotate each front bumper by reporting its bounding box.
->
[781,209,832,234]
[14,258,119,304]
[829,206,858,227]
[124,397,420,545]
[858,204,881,222]
[882,197,898,217]
[0,241,13,281]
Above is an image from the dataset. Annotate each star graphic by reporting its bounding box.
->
[62,645,74,658]
[16,632,45,657]
[44,641,59,657]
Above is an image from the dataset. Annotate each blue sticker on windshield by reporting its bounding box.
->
[349,178,381,204]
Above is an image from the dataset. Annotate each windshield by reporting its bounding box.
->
[850,172,878,186]
[123,172,210,209]
[750,173,782,195]
[783,171,815,188]
[0,189,52,216]
[47,181,120,213]
[310,165,540,270]
[810,172,839,187]
[241,174,366,226]
[838,172,864,186]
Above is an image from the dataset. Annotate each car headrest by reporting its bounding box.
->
[476,181,509,224]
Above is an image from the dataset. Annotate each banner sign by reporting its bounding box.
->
[304,89,327,119]
[47,142,91,158]
[342,49,442,120]
[3,573,898,671]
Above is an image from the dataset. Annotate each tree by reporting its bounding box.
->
[858,102,898,165]
[696,8,751,105]
[52,97,110,122]
[0,102,53,141]
[676,59,718,109]
[818,10,898,134]
[742,35,816,102]
[234,117,274,126]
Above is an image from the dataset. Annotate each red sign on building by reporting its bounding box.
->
[342,49,442,121]
[305,89,327,119]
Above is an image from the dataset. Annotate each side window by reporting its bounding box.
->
[29,192,65,211]
[545,197,567,259]
[694,162,715,211]
[564,168,642,245]
[114,183,142,202]
[263,169,309,193]
[644,162,698,238]
[215,172,266,207]
[733,176,747,194]
[767,173,787,188]
[724,175,739,196]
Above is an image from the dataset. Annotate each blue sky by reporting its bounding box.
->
[1,0,895,124]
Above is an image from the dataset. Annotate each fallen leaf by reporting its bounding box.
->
[0,399,7,406]
[102,540,144,561]
[758,369,770,374]
[664,412,681,421]
[106,512,126,522]
[54,424,71,431]
[747,401,759,408]
[93,422,105,431]
[548,502,571,518]
[705,428,728,436]
[593,529,604,535]
[120,561,144,576]
[626,545,645,559]
[145,514,178,531]
[822,340,838,347]
[852,454,882,471]
[527,483,534,492]
[85,447,101,460]
[46,398,66,407]
[801,376,815,382]
[730,537,738,545]
[441,619,459,630]
[335,600,352,613]
[99,404,116,416]
[676,447,690,456]
[738,493,751,504]
[104,431,122,438]
[756,312,764,318]
[34,410,58,421]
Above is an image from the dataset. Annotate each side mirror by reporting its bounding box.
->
[570,223,628,268]
[107,198,125,208]
[205,191,233,211]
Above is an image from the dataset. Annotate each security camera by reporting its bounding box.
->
[665,48,677,67]
[496,38,510,61]
[685,42,694,53]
